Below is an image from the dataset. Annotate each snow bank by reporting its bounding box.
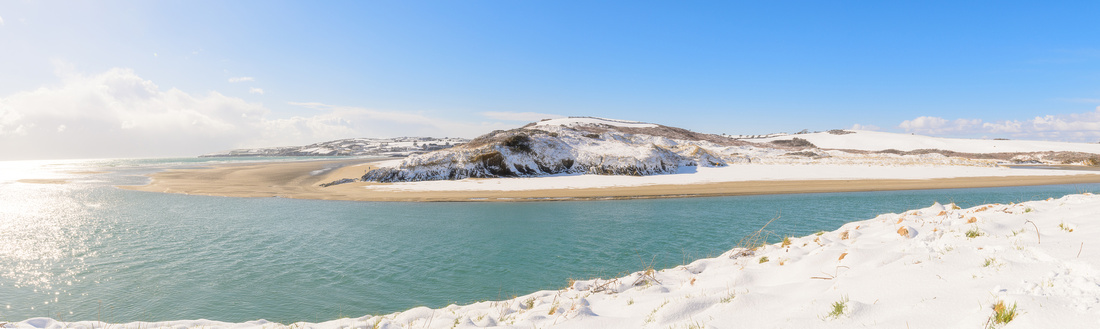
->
[759,130,1100,154]
[365,163,1093,192]
[12,193,1100,328]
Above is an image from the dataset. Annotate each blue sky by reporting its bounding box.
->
[2,1,1099,159]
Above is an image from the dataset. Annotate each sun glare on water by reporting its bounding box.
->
[0,160,103,312]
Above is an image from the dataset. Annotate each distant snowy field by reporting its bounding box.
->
[756,130,1100,154]
[17,193,1100,328]
[365,164,1093,192]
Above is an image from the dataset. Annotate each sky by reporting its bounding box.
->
[2,1,1100,160]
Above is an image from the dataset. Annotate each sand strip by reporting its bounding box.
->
[117,159,1100,202]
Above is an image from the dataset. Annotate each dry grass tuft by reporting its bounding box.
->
[838,252,848,261]
[985,300,1018,328]
[897,226,910,237]
[839,231,850,240]
[966,227,983,238]
[735,215,779,254]
[967,217,978,223]
[548,296,559,315]
[937,210,947,216]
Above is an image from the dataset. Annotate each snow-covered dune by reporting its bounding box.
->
[758,130,1100,154]
[360,117,749,182]
[16,193,1100,328]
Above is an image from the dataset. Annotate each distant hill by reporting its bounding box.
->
[753,130,1100,154]
[361,117,749,182]
[752,130,1100,164]
[354,117,1100,183]
[200,137,469,157]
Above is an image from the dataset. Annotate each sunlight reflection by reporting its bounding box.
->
[0,161,94,296]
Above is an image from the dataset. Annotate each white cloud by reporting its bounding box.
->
[480,111,565,122]
[899,107,1100,142]
[898,116,983,135]
[249,87,264,95]
[0,67,271,159]
[848,123,881,131]
[228,77,254,83]
[0,66,521,159]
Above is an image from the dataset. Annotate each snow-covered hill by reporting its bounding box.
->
[361,117,760,182]
[201,137,468,157]
[354,119,1100,183]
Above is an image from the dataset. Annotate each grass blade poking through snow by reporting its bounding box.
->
[735,215,780,256]
[823,295,849,320]
[986,300,1018,328]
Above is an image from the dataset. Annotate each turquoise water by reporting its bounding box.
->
[1,158,1098,323]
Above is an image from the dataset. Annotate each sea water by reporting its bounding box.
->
[1,158,1097,323]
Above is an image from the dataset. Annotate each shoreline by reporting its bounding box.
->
[118,158,1100,202]
[16,193,1100,327]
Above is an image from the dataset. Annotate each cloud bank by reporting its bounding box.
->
[0,68,524,160]
[899,107,1100,142]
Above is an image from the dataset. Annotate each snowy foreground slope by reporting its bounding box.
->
[15,193,1100,328]
[356,118,1100,184]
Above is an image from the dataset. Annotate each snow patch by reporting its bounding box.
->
[532,117,659,129]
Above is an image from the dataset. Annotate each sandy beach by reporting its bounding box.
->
[119,159,1100,202]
